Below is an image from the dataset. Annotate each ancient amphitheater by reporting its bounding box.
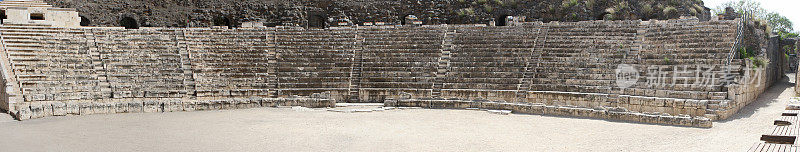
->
[5,0,800,151]
[0,0,785,130]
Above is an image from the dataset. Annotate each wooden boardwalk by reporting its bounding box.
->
[761,125,798,144]
[749,142,800,152]
[749,98,800,152]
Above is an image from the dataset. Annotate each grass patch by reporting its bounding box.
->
[562,0,579,8]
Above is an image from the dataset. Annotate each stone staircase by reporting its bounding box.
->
[274,27,358,101]
[185,28,273,98]
[357,26,445,102]
[442,25,536,102]
[93,28,187,98]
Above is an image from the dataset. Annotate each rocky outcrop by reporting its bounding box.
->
[44,0,712,27]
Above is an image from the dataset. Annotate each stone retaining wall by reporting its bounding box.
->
[11,97,335,120]
[385,98,712,128]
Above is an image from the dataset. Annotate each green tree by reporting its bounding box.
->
[765,12,794,36]
[715,0,798,38]
[713,0,766,18]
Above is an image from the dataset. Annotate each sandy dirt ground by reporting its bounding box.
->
[0,75,795,152]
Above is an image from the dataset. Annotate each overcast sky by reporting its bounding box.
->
[704,0,799,32]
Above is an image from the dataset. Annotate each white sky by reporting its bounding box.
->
[704,0,800,32]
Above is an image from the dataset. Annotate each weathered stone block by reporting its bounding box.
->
[183,101,196,111]
[221,99,235,110]
[79,102,94,115]
[574,108,592,118]
[128,101,143,113]
[52,102,67,116]
[236,99,253,109]
[452,100,471,109]
[543,105,558,115]
[195,100,210,111]
[28,103,44,119]
[434,100,455,109]
[383,98,397,107]
[529,104,545,115]
[209,100,223,110]
[275,98,289,107]
[143,100,161,113]
[606,111,625,121]
[479,102,497,110]
[589,109,606,118]
[164,100,183,112]
[14,103,31,120]
[692,117,713,128]
[93,102,109,114]
[115,102,129,113]
[262,98,277,107]
[510,103,529,114]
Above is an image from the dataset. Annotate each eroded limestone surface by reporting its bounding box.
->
[0,18,777,127]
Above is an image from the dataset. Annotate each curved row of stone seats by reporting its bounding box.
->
[185,28,274,98]
[0,0,53,8]
[615,19,740,118]
[0,24,105,102]
[443,25,537,102]
[356,26,444,102]
[92,28,187,98]
[0,19,746,122]
[274,27,358,101]
[633,19,740,91]
[516,20,739,118]
[530,21,638,95]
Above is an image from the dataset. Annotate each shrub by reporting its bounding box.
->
[504,0,516,7]
[562,0,579,8]
[457,8,475,16]
[585,0,595,8]
[663,6,678,18]
[641,3,653,15]
[738,47,757,59]
[458,0,466,4]
[749,57,766,68]
[484,4,493,13]
[494,0,503,6]
[693,4,705,13]
[603,13,615,20]
[477,0,487,4]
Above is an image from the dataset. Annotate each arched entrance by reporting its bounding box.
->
[119,17,139,29]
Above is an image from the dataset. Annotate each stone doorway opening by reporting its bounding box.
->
[119,17,139,29]
[495,15,508,26]
[30,13,44,20]
[308,12,326,28]
[80,15,91,26]
[0,10,6,24]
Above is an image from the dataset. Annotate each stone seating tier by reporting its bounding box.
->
[0,19,746,123]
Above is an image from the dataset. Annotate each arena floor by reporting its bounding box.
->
[0,75,794,152]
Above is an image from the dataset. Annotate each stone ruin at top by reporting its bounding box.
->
[0,0,784,128]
